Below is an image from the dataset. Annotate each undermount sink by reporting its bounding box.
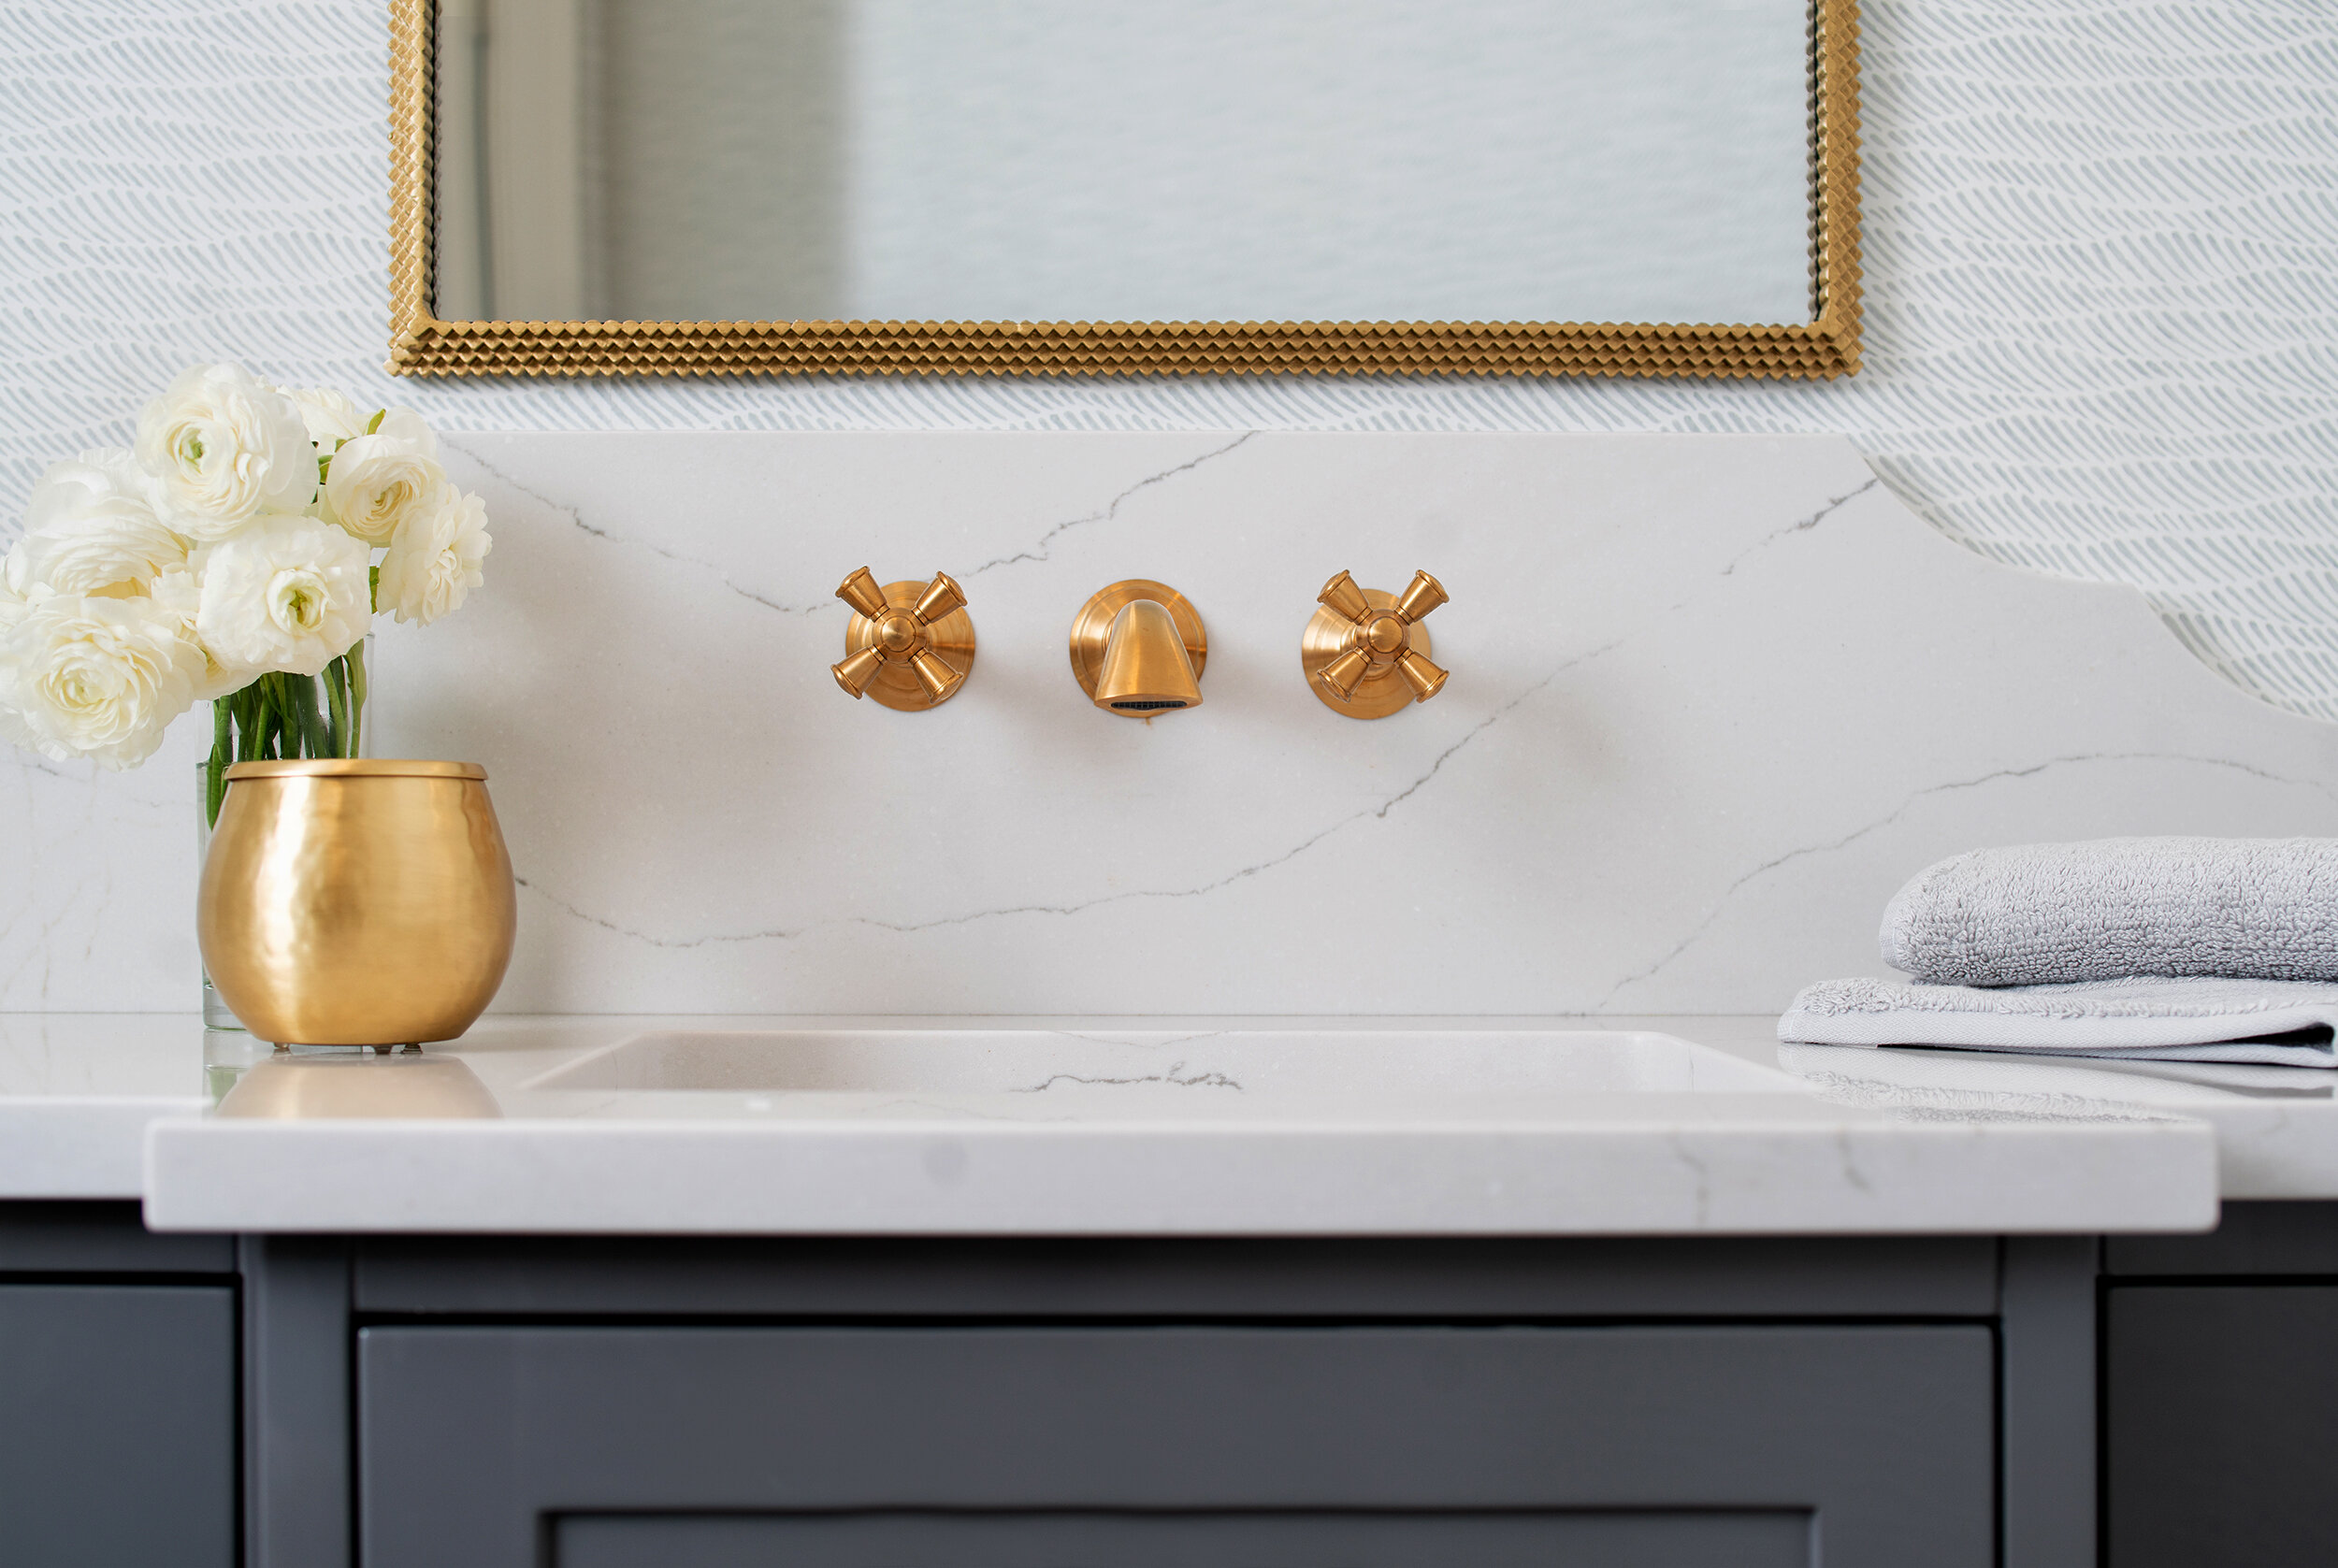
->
[525,1028,1792,1101]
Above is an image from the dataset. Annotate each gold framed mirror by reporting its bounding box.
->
[388,0,1859,379]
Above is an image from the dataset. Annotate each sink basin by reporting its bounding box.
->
[527,1028,1790,1101]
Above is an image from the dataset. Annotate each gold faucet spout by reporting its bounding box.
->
[1093,599,1204,712]
[1069,579,1208,716]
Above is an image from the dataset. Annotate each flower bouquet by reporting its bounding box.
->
[0,364,491,826]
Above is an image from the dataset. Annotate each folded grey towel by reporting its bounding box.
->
[1881,837,2338,986]
[1780,975,2338,1068]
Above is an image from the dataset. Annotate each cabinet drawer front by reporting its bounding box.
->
[361,1324,1990,1568]
[0,1285,235,1568]
[2109,1285,2338,1567]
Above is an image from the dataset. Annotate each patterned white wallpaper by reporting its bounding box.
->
[3,2,2335,717]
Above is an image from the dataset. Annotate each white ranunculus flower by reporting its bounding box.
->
[14,449,187,596]
[0,591,204,769]
[371,407,436,453]
[288,388,368,450]
[320,411,442,546]
[149,566,249,700]
[134,364,315,540]
[1,540,33,604]
[0,567,29,634]
[378,484,491,626]
[195,513,371,677]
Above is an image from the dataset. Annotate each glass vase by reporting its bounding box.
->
[197,770,243,1029]
[198,637,375,1029]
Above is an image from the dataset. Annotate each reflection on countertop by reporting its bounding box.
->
[1782,1041,2337,1108]
[1776,1040,2338,1198]
[216,1049,499,1120]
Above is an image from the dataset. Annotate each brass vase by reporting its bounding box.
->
[197,760,516,1046]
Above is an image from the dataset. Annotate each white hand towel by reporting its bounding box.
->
[1779,974,2338,1068]
[1880,837,2338,987]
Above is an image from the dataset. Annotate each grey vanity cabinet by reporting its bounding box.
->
[31,1199,2338,1565]
[0,1215,2110,1566]
[0,1203,237,1568]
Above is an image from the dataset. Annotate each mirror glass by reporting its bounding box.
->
[432,0,1815,327]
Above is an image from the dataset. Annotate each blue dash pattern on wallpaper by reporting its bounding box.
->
[0,2,2334,715]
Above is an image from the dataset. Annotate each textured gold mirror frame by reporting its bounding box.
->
[387,0,1860,380]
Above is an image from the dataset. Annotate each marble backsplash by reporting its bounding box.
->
[8,432,2336,1015]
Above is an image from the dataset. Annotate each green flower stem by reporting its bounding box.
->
[265,677,292,761]
[323,658,349,759]
[209,644,370,819]
[291,671,331,759]
[205,699,230,830]
[345,641,368,756]
[234,684,264,763]
[254,683,276,761]
[277,675,305,759]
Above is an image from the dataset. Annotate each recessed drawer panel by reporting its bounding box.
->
[555,1507,1811,1568]
[360,1324,1991,1568]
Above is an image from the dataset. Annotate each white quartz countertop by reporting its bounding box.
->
[0,1016,214,1198]
[0,1013,2277,1236]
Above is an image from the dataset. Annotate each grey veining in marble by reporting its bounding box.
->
[5,431,2335,1015]
[402,433,2338,1014]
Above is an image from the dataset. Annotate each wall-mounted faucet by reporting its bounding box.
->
[831,568,1444,718]
[1069,580,1207,714]
[1302,569,1449,717]
[830,567,974,710]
